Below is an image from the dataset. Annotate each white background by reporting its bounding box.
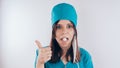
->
[1,0,120,68]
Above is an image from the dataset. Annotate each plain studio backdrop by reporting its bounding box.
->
[0,0,120,68]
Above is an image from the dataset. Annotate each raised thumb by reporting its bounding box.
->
[35,40,42,49]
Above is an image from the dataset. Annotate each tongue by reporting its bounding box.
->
[63,38,67,41]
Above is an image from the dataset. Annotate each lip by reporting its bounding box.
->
[60,37,69,41]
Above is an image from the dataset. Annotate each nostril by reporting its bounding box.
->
[62,31,67,34]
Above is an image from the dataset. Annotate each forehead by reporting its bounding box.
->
[57,20,73,25]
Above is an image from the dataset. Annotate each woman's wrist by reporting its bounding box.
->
[37,60,45,64]
[36,61,44,68]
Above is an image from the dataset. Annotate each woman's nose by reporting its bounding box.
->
[62,27,67,34]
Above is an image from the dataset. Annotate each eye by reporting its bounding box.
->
[56,24,61,29]
[67,24,73,29]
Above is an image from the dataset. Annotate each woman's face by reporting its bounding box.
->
[55,20,75,49]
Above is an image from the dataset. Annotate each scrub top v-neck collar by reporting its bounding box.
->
[60,59,71,68]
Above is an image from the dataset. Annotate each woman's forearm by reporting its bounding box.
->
[36,62,44,68]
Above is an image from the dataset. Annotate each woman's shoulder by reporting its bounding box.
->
[79,48,93,68]
[79,48,91,55]
[79,48,92,61]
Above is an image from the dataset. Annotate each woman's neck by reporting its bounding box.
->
[61,48,71,65]
[60,44,71,60]
[61,48,68,56]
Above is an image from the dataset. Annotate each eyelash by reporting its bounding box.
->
[67,25,73,28]
[56,25,61,29]
[56,24,73,29]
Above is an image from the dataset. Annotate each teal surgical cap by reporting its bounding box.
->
[51,3,77,27]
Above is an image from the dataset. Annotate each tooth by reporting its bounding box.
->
[63,38,67,41]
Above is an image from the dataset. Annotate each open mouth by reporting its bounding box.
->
[60,37,69,42]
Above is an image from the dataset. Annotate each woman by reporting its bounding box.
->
[35,3,93,68]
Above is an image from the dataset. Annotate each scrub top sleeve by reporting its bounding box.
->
[34,49,39,68]
[80,48,94,68]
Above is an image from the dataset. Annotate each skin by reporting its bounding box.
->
[35,20,75,68]
[35,40,52,68]
[55,20,75,64]
[55,20,74,50]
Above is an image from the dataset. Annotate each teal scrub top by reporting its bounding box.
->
[34,48,93,68]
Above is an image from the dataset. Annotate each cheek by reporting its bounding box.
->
[69,29,74,36]
[69,31,75,40]
[55,30,61,39]
[55,31,59,37]
[55,32,61,43]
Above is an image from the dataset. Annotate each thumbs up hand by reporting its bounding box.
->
[35,40,52,64]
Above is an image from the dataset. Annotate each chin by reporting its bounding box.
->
[59,43,70,48]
